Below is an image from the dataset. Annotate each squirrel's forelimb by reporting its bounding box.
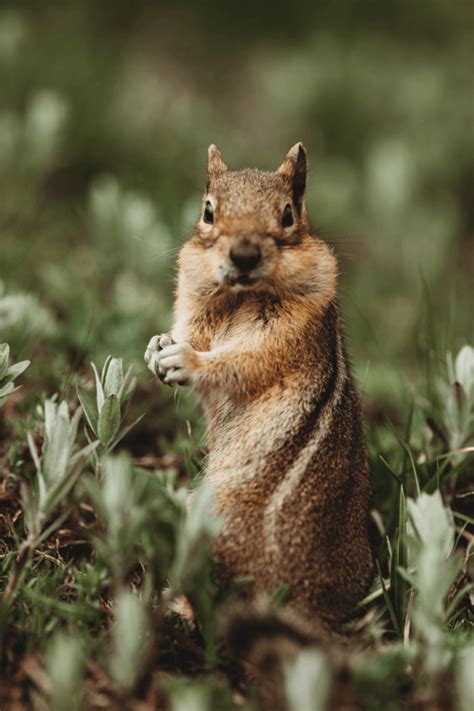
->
[161,296,328,400]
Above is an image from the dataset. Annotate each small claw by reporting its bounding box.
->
[157,353,186,369]
[163,368,190,386]
[146,354,159,376]
[159,334,175,349]
[157,343,185,359]
[161,367,178,386]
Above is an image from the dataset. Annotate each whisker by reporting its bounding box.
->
[126,239,182,262]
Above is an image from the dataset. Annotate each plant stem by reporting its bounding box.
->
[2,537,35,603]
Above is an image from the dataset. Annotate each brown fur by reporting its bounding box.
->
[145,143,373,629]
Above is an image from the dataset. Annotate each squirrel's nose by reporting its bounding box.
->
[230,241,262,272]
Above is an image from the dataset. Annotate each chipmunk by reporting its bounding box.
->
[145,143,373,630]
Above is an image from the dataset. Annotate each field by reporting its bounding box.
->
[0,2,473,709]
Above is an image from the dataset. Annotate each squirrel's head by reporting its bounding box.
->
[182,143,336,301]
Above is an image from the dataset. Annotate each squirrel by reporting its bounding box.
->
[145,143,373,631]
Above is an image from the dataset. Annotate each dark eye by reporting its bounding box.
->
[282,203,294,228]
[203,200,214,224]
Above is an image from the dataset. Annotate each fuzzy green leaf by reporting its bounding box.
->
[43,407,74,483]
[40,441,99,516]
[47,633,84,711]
[4,358,30,383]
[0,343,10,379]
[76,384,98,434]
[98,394,121,447]
[91,362,105,413]
[284,648,330,711]
[118,366,136,416]
[103,357,123,397]
[109,589,150,691]
[407,490,454,560]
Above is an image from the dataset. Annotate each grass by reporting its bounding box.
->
[0,3,473,708]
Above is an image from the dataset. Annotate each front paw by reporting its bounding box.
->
[145,333,175,383]
[156,342,199,386]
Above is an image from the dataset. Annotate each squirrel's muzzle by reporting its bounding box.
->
[229,240,262,273]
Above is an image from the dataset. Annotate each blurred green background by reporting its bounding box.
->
[0,0,472,417]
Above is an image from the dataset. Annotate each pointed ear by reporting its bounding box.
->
[277,142,307,209]
[207,144,227,178]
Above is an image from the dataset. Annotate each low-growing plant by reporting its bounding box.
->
[433,345,474,467]
[161,676,236,711]
[0,342,30,407]
[370,344,474,646]
[85,453,154,586]
[77,356,143,462]
[284,648,331,711]
[46,632,85,711]
[109,588,152,694]
[402,492,464,674]
[86,453,223,654]
[168,484,223,666]
[2,397,98,603]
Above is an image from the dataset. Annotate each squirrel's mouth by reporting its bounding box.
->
[236,274,258,286]
[225,274,260,290]
[220,267,261,289]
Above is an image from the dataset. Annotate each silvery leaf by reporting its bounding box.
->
[67,406,83,453]
[118,365,136,414]
[284,648,330,711]
[76,384,98,433]
[43,407,72,483]
[101,454,133,530]
[47,633,84,711]
[40,446,96,516]
[170,484,222,592]
[103,357,123,397]
[20,481,39,536]
[454,345,474,399]
[0,343,9,379]
[69,440,100,470]
[43,398,58,442]
[27,431,41,472]
[407,490,454,560]
[91,362,105,412]
[4,358,30,384]
[98,394,121,447]
[109,589,149,691]
[100,355,113,386]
